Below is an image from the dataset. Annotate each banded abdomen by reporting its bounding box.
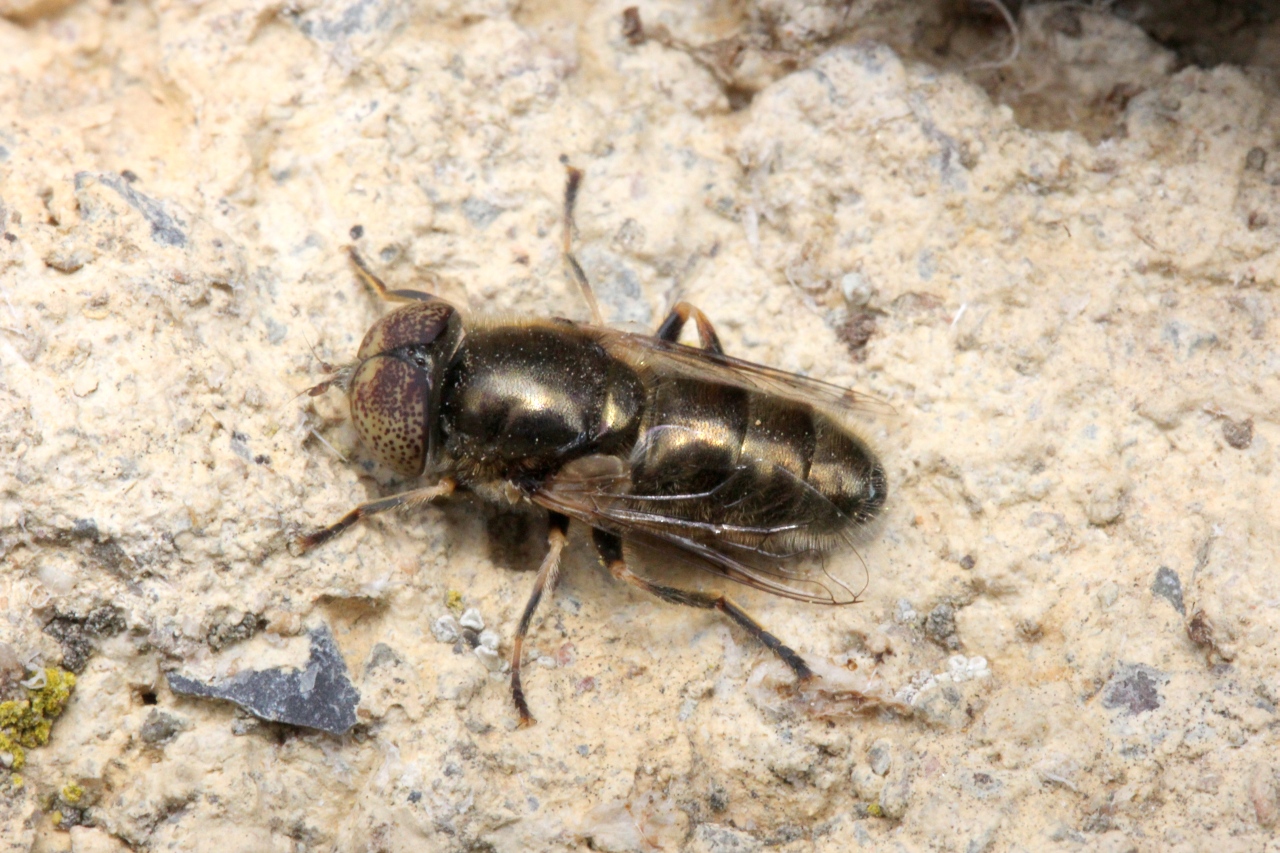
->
[627,376,886,554]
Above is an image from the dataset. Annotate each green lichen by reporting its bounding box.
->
[867,802,884,818]
[0,668,77,774]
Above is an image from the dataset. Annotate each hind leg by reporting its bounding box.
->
[592,528,813,681]
[655,302,725,355]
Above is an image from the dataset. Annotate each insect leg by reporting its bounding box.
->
[511,512,571,727]
[347,246,438,303]
[560,161,605,325]
[295,478,456,552]
[592,529,813,681]
[655,302,725,355]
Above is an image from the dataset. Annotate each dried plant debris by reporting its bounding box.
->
[748,658,912,720]
[1186,609,1234,663]
[168,625,360,735]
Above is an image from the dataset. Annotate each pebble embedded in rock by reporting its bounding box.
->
[879,771,912,820]
[167,625,360,735]
[1151,567,1185,615]
[139,709,183,744]
[869,739,893,776]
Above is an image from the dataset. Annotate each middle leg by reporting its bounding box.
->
[592,528,813,681]
[510,511,571,727]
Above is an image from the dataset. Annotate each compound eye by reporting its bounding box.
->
[357,302,456,361]
[349,356,428,477]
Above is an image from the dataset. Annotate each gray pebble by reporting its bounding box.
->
[139,709,184,744]
[850,764,881,800]
[459,608,485,631]
[879,771,912,819]
[925,603,959,649]
[868,738,893,776]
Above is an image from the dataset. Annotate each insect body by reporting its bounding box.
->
[301,170,887,726]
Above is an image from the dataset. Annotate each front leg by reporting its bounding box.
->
[295,478,456,552]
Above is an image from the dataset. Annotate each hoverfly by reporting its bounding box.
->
[299,166,888,726]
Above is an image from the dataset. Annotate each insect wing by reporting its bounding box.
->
[598,329,894,417]
[533,457,864,606]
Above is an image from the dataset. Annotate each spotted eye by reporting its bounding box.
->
[357,302,457,361]
[349,356,429,477]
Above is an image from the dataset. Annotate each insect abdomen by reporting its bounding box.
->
[629,377,885,551]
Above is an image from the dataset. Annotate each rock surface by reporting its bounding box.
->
[0,1,1277,850]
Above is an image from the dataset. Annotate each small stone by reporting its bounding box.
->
[44,244,95,273]
[1101,664,1165,715]
[896,599,919,625]
[868,739,893,776]
[1222,418,1253,450]
[1048,823,1086,844]
[1249,764,1278,828]
[459,608,485,631]
[1245,147,1267,172]
[840,272,873,306]
[879,771,912,820]
[850,764,881,800]
[474,644,503,672]
[437,669,482,706]
[915,683,966,728]
[72,371,98,397]
[1151,567,1185,615]
[1097,582,1119,609]
[168,624,360,734]
[692,824,760,852]
[1085,482,1125,526]
[925,604,959,649]
[139,709,183,744]
[431,615,459,643]
[365,643,401,671]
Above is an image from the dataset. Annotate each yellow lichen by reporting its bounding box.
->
[0,733,26,770]
[61,782,84,804]
[0,668,76,777]
[867,802,884,818]
[31,668,76,719]
[9,774,22,789]
[446,590,464,612]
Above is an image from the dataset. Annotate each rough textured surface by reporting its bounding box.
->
[1,1,1278,851]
